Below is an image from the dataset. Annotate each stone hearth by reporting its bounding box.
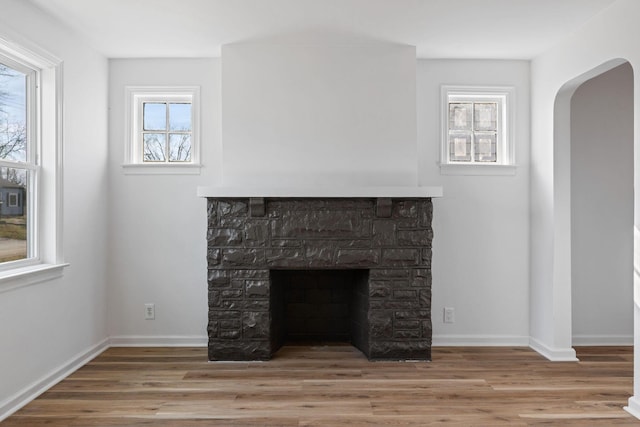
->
[206,197,433,361]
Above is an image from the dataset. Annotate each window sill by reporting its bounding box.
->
[122,163,202,175]
[0,262,69,294]
[439,163,517,176]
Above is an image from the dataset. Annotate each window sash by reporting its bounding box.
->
[141,100,193,163]
[448,100,501,164]
[0,56,39,270]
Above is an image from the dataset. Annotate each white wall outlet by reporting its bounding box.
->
[144,303,155,320]
[443,307,455,323]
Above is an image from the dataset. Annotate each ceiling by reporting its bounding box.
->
[28,0,618,59]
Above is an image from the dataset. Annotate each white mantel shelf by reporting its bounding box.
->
[197,186,443,198]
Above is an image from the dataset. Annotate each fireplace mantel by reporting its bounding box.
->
[197,186,443,198]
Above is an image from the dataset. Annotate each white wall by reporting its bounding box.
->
[221,43,418,187]
[417,59,531,345]
[107,58,220,344]
[106,55,532,349]
[529,0,640,414]
[571,62,634,345]
[105,50,418,346]
[0,0,109,418]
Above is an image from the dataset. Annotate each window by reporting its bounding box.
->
[8,192,19,208]
[0,35,65,291]
[441,86,515,175]
[124,86,200,174]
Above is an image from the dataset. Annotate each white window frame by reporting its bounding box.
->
[0,34,67,293]
[124,86,201,175]
[440,85,516,176]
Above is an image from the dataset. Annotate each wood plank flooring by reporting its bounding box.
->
[3,344,637,426]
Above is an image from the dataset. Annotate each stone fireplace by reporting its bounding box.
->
[205,192,435,361]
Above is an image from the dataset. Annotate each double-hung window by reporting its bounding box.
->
[441,86,515,175]
[124,86,200,174]
[0,58,32,264]
[0,36,65,290]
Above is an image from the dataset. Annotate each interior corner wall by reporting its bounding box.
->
[0,0,109,418]
[570,63,634,345]
[107,58,221,344]
[417,59,531,345]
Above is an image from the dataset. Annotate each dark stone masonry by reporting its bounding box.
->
[206,197,433,361]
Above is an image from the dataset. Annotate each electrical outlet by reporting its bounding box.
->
[443,307,455,323]
[144,303,155,320]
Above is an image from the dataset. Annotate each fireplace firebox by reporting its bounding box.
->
[206,196,433,361]
[270,269,370,353]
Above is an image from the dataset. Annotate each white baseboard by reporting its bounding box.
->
[109,335,207,347]
[572,334,634,346]
[432,334,529,346]
[0,337,110,422]
[529,336,578,361]
[625,395,640,420]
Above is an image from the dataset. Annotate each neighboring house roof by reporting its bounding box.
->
[0,178,25,189]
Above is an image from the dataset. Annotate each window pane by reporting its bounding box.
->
[474,103,497,131]
[169,134,191,162]
[0,64,27,162]
[449,103,472,131]
[143,133,166,162]
[449,132,471,162]
[169,103,191,131]
[143,103,166,131]
[0,167,28,262]
[474,132,497,162]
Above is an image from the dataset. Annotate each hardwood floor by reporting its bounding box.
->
[3,344,637,426]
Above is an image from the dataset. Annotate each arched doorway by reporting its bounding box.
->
[550,58,633,360]
[570,63,634,346]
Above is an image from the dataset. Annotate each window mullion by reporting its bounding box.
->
[470,101,475,163]
[165,102,170,161]
[494,104,499,163]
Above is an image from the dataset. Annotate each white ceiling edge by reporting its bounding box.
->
[26,0,619,60]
